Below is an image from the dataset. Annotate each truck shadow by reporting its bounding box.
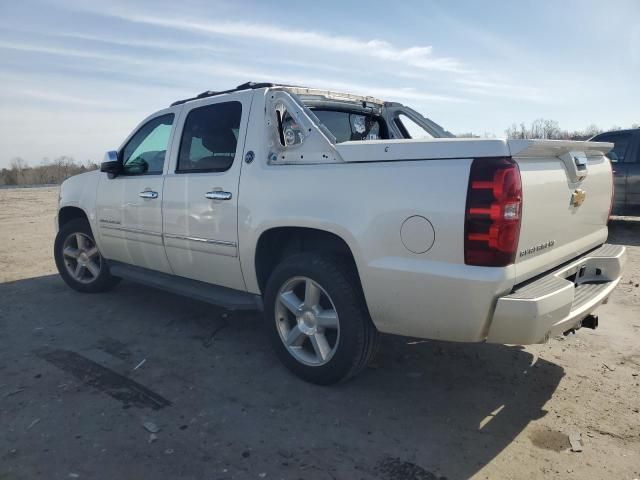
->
[0,275,564,480]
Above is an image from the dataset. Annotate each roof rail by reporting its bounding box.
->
[170,82,276,106]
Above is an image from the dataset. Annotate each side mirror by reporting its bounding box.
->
[100,151,121,177]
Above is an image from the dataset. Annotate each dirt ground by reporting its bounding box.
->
[0,186,638,480]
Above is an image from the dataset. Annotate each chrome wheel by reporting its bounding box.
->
[275,276,340,366]
[62,232,102,284]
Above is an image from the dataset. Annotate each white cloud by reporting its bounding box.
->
[0,39,469,107]
[53,31,231,55]
[88,10,468,74]
[9,88,119,107]
[71,4,550,103]
[0,40,274,83]
[454,78,545,102]
[0,40,141,64]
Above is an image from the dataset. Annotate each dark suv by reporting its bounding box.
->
[591,128,640,215]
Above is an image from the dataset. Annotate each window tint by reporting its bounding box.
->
[313,110,384,143]
[396,114,433,139]
[594,133,632,163]
[177,101,242,173]
[122,114,174,175]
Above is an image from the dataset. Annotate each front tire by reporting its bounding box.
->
[54,218,119,293]
[264,253,379,385]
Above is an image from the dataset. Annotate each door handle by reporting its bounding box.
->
[205,191,232,200]
[138,190,158,199]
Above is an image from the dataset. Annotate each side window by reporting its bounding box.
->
[122,114,174,175]
[596,133,631,163]
[177,101,242,173]
[395,113,433,139]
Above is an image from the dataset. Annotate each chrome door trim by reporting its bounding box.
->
[100,224,237,247]
[100,224,163,237]
[163,232,237,247]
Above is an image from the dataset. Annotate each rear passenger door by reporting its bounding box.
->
[162,91,253,291]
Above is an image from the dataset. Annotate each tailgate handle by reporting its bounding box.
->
[574,155,588,172]
[559,151,588,182]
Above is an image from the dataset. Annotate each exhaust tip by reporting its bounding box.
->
[581,314,599,330]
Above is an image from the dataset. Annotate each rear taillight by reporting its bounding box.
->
[465,157,522,267]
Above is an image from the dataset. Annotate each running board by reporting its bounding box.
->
[107,260,262,311]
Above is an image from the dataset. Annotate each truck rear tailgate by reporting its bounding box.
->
[509,140,614,284]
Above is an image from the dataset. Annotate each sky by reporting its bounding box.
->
[0,0,638,168]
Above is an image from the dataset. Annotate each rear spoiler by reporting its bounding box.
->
[507,139,613,158]
[508,139,614,183]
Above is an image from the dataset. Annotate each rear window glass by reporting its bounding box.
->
[313,110,384,143]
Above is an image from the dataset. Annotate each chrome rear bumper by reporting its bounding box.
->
[486,244,626,344]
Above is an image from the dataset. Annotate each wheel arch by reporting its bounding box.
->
[254,226,363,295]
[58,206,90,230]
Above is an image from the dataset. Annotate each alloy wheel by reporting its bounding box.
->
[275,276,340,366]
[62,232,102,284]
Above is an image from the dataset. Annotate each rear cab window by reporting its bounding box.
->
[312,110,386,142]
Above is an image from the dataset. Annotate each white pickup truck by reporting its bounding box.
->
[55,82,626,384]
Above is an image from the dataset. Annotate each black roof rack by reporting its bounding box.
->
[170,82,276,106]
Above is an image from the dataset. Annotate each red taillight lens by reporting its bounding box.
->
[465,157,522,266]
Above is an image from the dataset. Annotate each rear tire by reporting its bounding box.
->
[264,253,379,385]
[54,218,120,293]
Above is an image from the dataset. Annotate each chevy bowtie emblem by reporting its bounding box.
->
[571,189,587,207]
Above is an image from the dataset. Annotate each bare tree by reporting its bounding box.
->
[9,157,28,184]
[503,119,632,140]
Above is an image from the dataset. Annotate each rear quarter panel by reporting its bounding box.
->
[238,157,515,341]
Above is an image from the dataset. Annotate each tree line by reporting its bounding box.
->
[0,157,98,186]
[459,119,639,140]
[504,119,639,140]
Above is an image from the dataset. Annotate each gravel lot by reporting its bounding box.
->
[1,186,639,480]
